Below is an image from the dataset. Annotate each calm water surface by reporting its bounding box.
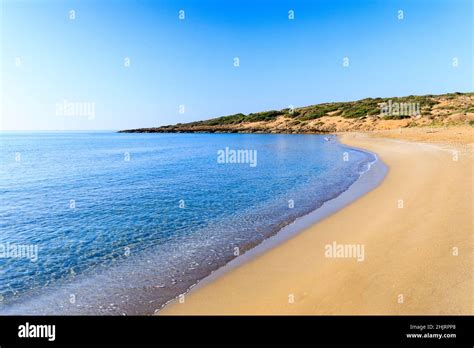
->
[0,132,375,314]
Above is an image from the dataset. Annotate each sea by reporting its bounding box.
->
[0,132,378,314]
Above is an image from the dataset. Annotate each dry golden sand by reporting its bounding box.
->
[160,127,473,315]
[370,126,473,150]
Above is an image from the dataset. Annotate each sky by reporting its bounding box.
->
[1,0,472,131]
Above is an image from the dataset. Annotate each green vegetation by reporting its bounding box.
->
[195,113,246,126]
[293,95,437,120]
[246,110,284,122]
[190,110,285,127]
[338,99,380,118]
[298,104,340,121]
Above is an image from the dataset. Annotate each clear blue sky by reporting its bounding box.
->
[1,0,472,130]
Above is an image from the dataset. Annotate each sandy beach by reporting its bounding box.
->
[160,128,473,315]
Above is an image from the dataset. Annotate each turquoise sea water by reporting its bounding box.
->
[0,132,376,314]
